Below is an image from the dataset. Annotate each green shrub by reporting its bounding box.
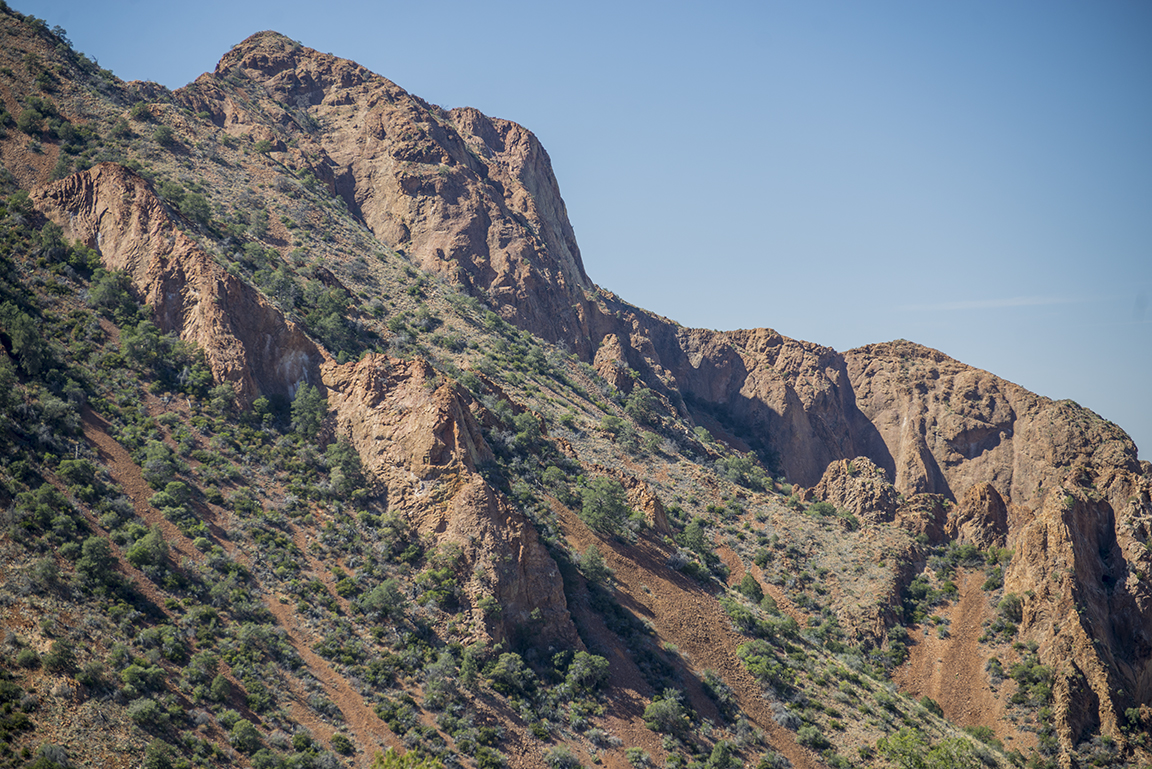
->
[230,719,262,753]
[15,648,39,669]
[127,697,166,728]
[330,733,353,755]
[290,384,327,439]
[579,477,630,535]
[642,689,690,736]
[736,573,764,602]
[489,653,535,696]
[578,544,612,583]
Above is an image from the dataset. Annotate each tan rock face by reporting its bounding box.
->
[321,354,579,647]
[812,457,899,524]
[176,32,594,355]
[592,333,634,393]
[29,163,323,401]
[947,482,1008,548]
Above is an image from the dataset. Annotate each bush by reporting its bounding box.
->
[152,125,174,146]
[642,690,690,736]
[330,733,354,755]
[127,698,166,728]
[360,579,405,618]
[126,527,169,569]
[796,725,829,750]
[230,719,262,753]
[919,696,943,718]
[579,477,630,535]
[41,640,74,673]
[578,544,612,584]
[291,384,327,439]
[736,573,764,602]
[489,653,535,696]
[565,652,610,692]
[998,593,1023,623]
[15,648,39,669]
[545,746,582,769]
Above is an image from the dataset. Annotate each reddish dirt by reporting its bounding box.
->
[81,407,205,567]
[559,507,823,769]
[717,544,808,626]
[893,570,1033,752]
[81,407,399,766]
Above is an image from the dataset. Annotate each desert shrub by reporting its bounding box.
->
[877,727,978,769]
[624,387,658,425]
[15,648,39,669]
[127,697,166,728]
[565,652,610,692]
[126,526,169,569]
[152,125,174,146]
[579,477,630,535]
[75,536,121,592]
[87,269,136,321]
[642,689,690,737]
[919,696,943,718]
[371,748,445,768]
[330,733,353,755]
[716,453,770,490]
[701,670,737,721]
[230,719,262,753]
[545,746,582,769]
[578,544,612,584]
[142,739,175,769]
[489,653,535,696]
[737,640,795,694]
[41,640,74,673]
[998,593,1023,623]
[736,573,764,602]
[291,384,327,439]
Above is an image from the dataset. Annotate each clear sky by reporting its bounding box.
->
[14,0,1152,458]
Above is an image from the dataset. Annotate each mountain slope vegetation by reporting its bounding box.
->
[0,6,1149,769]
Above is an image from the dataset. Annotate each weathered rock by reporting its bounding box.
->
[30,163,323,401]
[895,494,949,544]
[947,482,1008,548]
[176,32,595,355]
[321,353,579,647]
[592,333,633,392]
[813,457,899,523]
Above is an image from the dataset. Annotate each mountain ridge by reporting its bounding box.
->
[0,8,1150,769]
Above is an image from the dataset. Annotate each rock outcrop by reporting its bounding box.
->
[175,31,594,355]
[321,354,579,647]
[812,457,899,523]
[30,163,323,401]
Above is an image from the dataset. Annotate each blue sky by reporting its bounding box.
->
[15,0,1152,457]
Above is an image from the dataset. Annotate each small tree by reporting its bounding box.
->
[579,544,613,583]
[579,477,630,535]
[152,125,175,146]
[291,383,326,439]
[736,573,764,603]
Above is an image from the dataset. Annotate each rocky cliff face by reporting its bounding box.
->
[175,31,594,355]
[30,162,324,401]
[3,10,1150,764]
[321,354,579,646]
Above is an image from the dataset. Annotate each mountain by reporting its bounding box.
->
[0,7,1149,769]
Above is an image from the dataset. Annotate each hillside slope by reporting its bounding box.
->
[0,7,1149,769]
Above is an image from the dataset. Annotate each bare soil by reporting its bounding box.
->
[893,570,1034,752]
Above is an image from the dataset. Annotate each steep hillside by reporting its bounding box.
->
[0,6,1149,769]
